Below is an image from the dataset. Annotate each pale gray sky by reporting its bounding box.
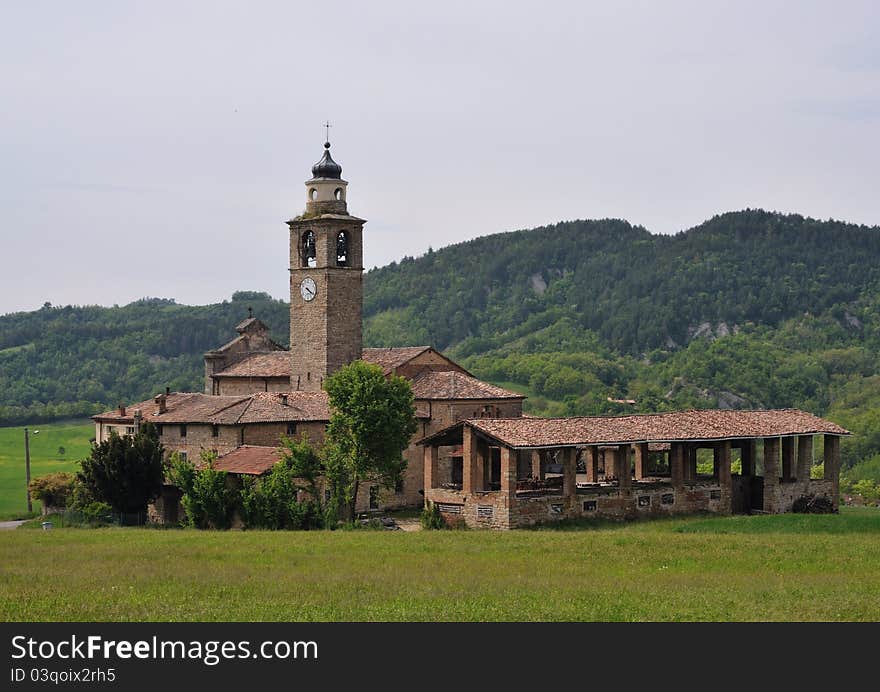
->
[1,1,878,314]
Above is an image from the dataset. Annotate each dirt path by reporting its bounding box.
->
[0,520,28,530]
[394,518,422,532]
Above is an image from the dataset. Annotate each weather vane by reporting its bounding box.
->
[323,120,331,143]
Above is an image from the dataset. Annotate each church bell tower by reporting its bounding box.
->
[287,138,365,391]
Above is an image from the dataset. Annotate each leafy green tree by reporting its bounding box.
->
[323,361,417,522]
[77,421,164,518]
[168,450,235,529]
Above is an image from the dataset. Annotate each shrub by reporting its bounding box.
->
[792,494,835,514]
[29,472,76,511]
[168,451,235,529]
[420,502,445,530]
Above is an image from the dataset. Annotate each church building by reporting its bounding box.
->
[94,137,847,528]
[94,139,525,520]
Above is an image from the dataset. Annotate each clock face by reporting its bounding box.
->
[300,277,317,302]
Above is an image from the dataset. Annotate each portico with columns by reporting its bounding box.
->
[419,409,849,529]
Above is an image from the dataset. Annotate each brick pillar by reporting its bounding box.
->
[824,435,840,510]
[500,446,517,496]
[584,446,599,483]
[716,440,732,513]
[741,439,756,477]
[423,444,438,495]
[617,444,632,492]
[670,442,685,488]
[462,425,477,495]
[634,443,649,481]
[763,437,780,513]
[531,450,543,479]
[782,437,795,482]
[562,447,577,508]
[796,435,812,482]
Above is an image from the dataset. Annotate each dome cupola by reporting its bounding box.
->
[310,142,342,180]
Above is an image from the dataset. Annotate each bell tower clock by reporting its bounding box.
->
[287,138,365,392]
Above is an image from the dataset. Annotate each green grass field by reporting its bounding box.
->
[1,508,879,621]
[0,420,93,518]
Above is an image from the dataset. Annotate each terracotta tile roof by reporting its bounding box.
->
[212,445,281,475]
[361,346,432,374]
[410,370,524,400]
[237,392,330,423]
[214,351,291,378]
[215,346,439,379]
[420,409,851,449]
[94,391,331,425]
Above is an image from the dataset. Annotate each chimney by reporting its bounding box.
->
[280,394,289,406]
[154,393,167,414]
[117,403,126,417]
[133,408,143,435]
[165,386,171,396]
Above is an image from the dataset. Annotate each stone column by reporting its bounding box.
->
[531,450,543,480]
[423,444,438,495]
[584,446,599,483]
[562,447,577,506]
[740,439,757,477]
[763,437,780,513]
[782,437,795,482]
[824,435,840,510]
[634,443,649,481]
[462,425,478,495]
[617,444,632,492]
[716,440,732,513]
[670,442,685,488]
[500,446,517,496]
[796,435,813,482]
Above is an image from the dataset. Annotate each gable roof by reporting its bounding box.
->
[361,346,433,374]
[410,370,523,400]
[93,391,331,425]
[419,409,850,449]
[213,351,291,378]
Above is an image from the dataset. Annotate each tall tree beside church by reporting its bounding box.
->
[323,361,417,522]
[77,421,165,520]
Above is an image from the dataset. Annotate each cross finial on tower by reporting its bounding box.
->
[323,120,331,145]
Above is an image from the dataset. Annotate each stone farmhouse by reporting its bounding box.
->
[94,139,847,527]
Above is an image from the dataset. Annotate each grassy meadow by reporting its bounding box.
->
[0,420,93,517]
[1,508,879,621]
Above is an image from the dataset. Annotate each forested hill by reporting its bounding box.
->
[363,209,880,355]
[3,209,880,480]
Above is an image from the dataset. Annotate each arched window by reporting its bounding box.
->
[334,187,343,201]
[336,231,349,267]
[301,231,316,268]
[309,188,318,201]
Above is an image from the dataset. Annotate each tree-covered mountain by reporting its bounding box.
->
[2,209,880,482]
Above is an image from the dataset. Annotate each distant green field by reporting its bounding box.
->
[1,508,879,621]
[0,420,93,517]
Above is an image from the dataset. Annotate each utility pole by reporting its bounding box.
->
[24,427,32,513]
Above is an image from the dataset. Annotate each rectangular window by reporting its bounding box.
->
[180,424,187,438]
[126,426,135,435]
[286,422,297,436]
[661,493,674,505]
[477,505,494,520]
[638,495,651,507]
[179,451,188,463]
[369,486,379,510]
[583,500,597,512]
[395,478,404,493]
[212,424,219,438]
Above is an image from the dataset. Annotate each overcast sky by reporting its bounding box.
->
[1,1,878,314]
